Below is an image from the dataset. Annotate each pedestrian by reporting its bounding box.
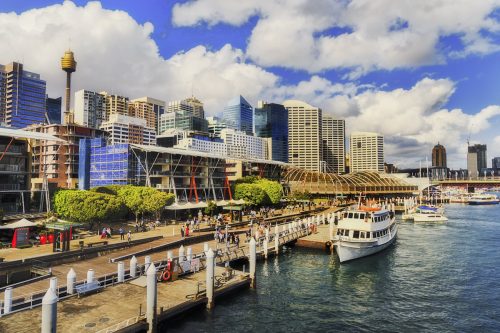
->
[185,225,190,237]
[127,231,131,244]
[235,235,240,248]
[119,227,124,240]
[181,226,185,238]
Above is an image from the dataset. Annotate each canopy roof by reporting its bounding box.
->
[0,127,66,142]
[0,218,37,230]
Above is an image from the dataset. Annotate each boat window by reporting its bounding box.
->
[366,232,371,239]
[360,232,365,239]
[353,231,360,239]
[337,229,341,235]
[360,213,365,219]
[353,213,359,219]
[348,213,353,218]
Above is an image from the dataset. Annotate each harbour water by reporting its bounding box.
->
[170,203,500,332]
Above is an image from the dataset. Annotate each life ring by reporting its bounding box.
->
[161,270,171,281]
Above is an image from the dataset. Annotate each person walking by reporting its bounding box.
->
[119,228,124,240]
[181,225,185,239]
[127,231,131,244]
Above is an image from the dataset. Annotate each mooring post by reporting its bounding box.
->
[206,248,215,309]
[3,287,12,315]
[130,256,138,278]
[249,238,256,288]
[49,277,58,300]
[146,263,157,333]
[117,261,125,283]
[203,242,209,253]
[41,288,57,333]
[66,268,76,295]
[144,256,152,273]
[263,236,268,259]
[179,245,185,261]
[275,230,279,255]
[86,269,94,284]
[186,246,192,261]
[329,218,334,241]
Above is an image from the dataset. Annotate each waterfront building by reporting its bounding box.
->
[167,96,205,118]
[46,96,62,124]
[283,100,323,172]
[207,116,226,138]
[175,135,227,156]
[322,116,345,173]
[223,96,253,135]
[26,123,103,189]
[100,114,155,146]
[220,128,267,160]
[432,143,447,167]
[493,157,500,170]
[349,132,384,172]
[0,62,47,128]
[128,100,157,130]
[254,101,288,163]
[467,144,487,179]
[158,111,208,135]
[74,89,107,128]
[130,97,165,134]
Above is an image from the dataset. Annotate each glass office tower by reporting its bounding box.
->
[223,95,253,135]
[254,101,288,162]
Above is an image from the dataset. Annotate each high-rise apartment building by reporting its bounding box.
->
[74,89,107,128]
[0,62,47,128]
[467,144,487,178]
[100,114,156,146]
[130,97,165,134]
[322,116,345,173]
[220,128,267,160]
[349,132,384,172]
[432,143,447,167]
[167,96,204,118]
[207,116,227,138]
[254,101,288,163]
[46,96,62,124]
[129,100,156,130]
[284,100,322,172]
[223,96,253,135]
[101,92,129,120]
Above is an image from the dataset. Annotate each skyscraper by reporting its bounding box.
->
[432,143,447,167]
[100,113,155,145]
[74,89,107,128]
[129,100,157,130]
[0,62,47,128]
[467,144,487,178]
[130,97,165,134]
[322,116,345,173]
[45,96,62,124]
[284,100,322,172]
[350,132,384,172]
[254,101,288,163]
[167,96,204,118]
[101,92,129,120]
[223,95,253,135]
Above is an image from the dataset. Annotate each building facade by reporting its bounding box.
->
[0,136,30,212]
[128,100,157,130]
[0,62,47,128]
[467,144,487,178]
[493,157,500,170]
[74,89,107,128]
[284,100,323,172]
[167,96,205,118]
[349,132,384,172]
[220,128,267,160]
[45,96,62,125]
[100,114,156,146]
[175,136,227,156]
[158,111,208,135]
[254,101,288,163]
[207,116,226,138]
[130,97,165,134]
[322,116,345,173]
[432,143,447,167]
[223,96,253,135]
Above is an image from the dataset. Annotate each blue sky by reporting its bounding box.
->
[1,0,499,168]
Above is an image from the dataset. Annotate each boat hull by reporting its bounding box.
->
[334,227,397,263]
[468,201,499,205]
[413,215,448,222]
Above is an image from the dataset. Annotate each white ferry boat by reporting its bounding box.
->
[333,207,397,263]
[467,194,499,205]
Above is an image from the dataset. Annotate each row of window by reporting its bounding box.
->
[337,227,391,239]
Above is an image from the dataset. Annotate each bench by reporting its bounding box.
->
[86,241,108,248]
[75,281,103,297]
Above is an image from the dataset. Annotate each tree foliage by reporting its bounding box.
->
[234,183,269,206]
[233,177,283,206]
[255,179,283,204]
[204,200,217,216]
[116,185,175,222]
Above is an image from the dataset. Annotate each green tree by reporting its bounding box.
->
[234,183,269,206]
[255,179,283,204]
[204,200,217,216]
[116,185,175,222]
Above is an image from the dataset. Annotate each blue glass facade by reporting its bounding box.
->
[223,95,253,135]
[254,102,289,162]
[0,62,47,128]
[78,138,143,189]
[46,96,61,124]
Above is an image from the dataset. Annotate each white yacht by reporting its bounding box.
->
[333,207,397,263]
[468,194,499,205]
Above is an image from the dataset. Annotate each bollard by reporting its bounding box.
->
[265,229,269,242]
[118,261,125,283]
[49,277,58,300]
[275,232,279,255]
[87,269,94,284]
[130,256,138,278]
[205,249,215,309]
[67,268,76,295]
[263,237,268,259]
[146,263,157,333]
[329,218,334,241]
[203,242,209,253]
[145,256,152,274]
[249,238,256,288]
[3,287,12,315]
[179,245,185,261]
[186,246,192,261]
[167,250,173,261]
[41,288,57,333]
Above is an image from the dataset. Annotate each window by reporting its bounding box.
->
[360,232,365,239]
[366,232,371,239]
[353,231,359,238]
[348,213,353,218]
[353,213,359,219]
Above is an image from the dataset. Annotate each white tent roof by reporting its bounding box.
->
[0,218,38,229]
[0,127,66,142]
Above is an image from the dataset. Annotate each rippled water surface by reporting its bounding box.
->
[169,203,500,333]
